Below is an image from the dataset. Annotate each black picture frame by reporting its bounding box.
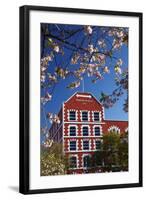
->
[19,5,143,194]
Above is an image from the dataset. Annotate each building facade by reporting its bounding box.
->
[49,92,128,174]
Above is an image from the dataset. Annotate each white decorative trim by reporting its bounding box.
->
[67,124,78,137]
[68,139,78,152]
[80,110,90,121]
[67,109,78,121]
[81,125,90,136]
[65,92,78,103]
[92,111,101,122]
[93,125,103,136]
[64,121,105,125]
[81,139,91,151]
[108,126,121,134]
[76,94,92,98]
[102,106,105,120]
[64,149,100,153]
[64,135,103,138]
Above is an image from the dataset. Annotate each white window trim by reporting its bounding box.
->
[81,125,90,136]
[93,125,103,136]
[81,139,91,151]
[80,110,90,122]
[68,124,78,137]
[82,154,92,168]
[67,109,78,121]
[92,111,101,122]
[108,126,121,134]
[68,139,78,152]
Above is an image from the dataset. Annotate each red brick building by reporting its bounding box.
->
[49,92,128,174]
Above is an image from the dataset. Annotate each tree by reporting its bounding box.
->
[93,132,128,172]
[41,142,68,176]
[40,23,128,144]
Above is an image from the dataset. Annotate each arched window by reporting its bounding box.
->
[108,126,120,134]
[82,126,89,136]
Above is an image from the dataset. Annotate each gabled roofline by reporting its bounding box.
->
[64,92,78,103]
[64,91,103,106]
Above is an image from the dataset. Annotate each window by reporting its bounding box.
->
[69,156,77,168]
[69,111,76,121]
[70,141,76,151]
[83,155,90,168]
[95,140,101,150]
[82,126,89,136]
[108,126,120,134]
[95,127,101,136]
[83,140,89,150]
[94,112,100,121]
[69,126,76,136]
[82,111,88,121]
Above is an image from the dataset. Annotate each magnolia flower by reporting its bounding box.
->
[46,55,53,62]
[45,92,52,101]
[79,66,86,73]
[112,39,123,49]
[67,81,80,89]
[48,73,57,82]
[115,66,122,74]
[47,112,53,120]
[55,67,69,79]
[97,54,105,63]
[53,115,60,124]
[53,45,59,53]
[41,93,52,105]
[41,66,47,72]
[117,59,123,66]
[94,71,102,79]
[84,25,93,35]
[117,31,124,38]
[104,66,110,73]
[43,139,53,148]
[41,74,46,83]
[98,39,106,48]
[88,44,94,54]
[71,54,80,64]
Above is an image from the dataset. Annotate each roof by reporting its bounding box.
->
[64,91,103,106]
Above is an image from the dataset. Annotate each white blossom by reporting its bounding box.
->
[84,25,93,35]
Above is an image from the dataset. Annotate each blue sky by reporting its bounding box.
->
[41,23,128,130]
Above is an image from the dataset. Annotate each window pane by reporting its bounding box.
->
[96,141,101,150]
[83,127,88,136]
[70,126,76,136]
[83,156,90,167]
[70,141,76,151]
[69,111,76,120]
[95,127,100,136]
[83,140,89,150]
[69,157,77,168]
[82,111,88,121]
[94,112,100,121]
